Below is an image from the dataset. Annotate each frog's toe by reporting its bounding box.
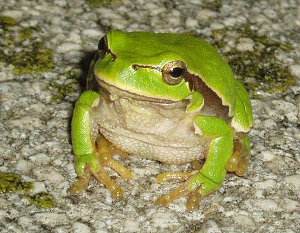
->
[102,157,134,181]
[226,138,250,176]
[69,152,100,194]
[155,171,197,207]
[156,171,196,183]
[155,184,190,207]
[236,155,249,176]
[155,182,201,210]
[155,172,220,210]
[90,167,124,199]
[69,175,91,193]
[186,190,201,211]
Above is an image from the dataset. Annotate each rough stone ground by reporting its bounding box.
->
[0,0,299,233]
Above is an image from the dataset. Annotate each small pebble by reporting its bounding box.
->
[281,198,300,212]
[200,220,222,233]
[254,179,276,189]
[15,160,32,174]
[82,29,100,38]
[185,17,198,28]
[33,168,65,184]
[260,151,275,161]
[262,119,277,129]
[253,199,280,212]
[151,211,179,229]
[31,181,47,194]
[72,222,91,233]
[289,64,300,79]
[33,213,68,227]
[57,43,81,53]
[122,219,140,233]
[93,221,108,233]
[0,10,23,21]
[29,153,51,165]
[237,38,255,51]
[284,175,300,190]
[233,214,255,228]
[197,9,216,20]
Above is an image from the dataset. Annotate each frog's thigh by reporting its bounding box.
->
[226,134,250,176]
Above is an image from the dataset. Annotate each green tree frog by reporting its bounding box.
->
[70,30,253,210]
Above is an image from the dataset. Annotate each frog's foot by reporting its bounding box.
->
[155,172,221,211]
[155,162,203,210]
[70,159,133,200]
[69,153,125,199]
[226,134,250,176]
[69,173,91,193]
[70,135,133,199]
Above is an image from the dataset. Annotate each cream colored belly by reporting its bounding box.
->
[92,95,208,164]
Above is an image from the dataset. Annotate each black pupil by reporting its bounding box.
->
[170,67,184,78]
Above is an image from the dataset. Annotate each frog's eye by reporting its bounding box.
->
[162,61,186,85]
[98,36,108,52]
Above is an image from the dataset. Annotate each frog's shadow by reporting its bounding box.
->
[67,50,98,145]
[78,50,98,91]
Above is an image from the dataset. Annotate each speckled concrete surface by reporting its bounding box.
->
[0,1,300,233]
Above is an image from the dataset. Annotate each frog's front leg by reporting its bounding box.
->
[69,91,133,199]
[156,115,233,210]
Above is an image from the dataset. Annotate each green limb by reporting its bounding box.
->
[191,115,234,195]
[186,91,204,113]
[241,134,250,152]
[71,90,101,176]
[231,80,253,132]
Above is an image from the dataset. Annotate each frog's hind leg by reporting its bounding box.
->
[226,133,251,176]
[95,135,133,181]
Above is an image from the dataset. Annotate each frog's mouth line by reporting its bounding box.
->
[96,78,186,106]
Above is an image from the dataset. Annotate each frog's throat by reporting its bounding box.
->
[96,79,186,106]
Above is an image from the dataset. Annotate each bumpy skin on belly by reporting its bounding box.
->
[92,95,208,164]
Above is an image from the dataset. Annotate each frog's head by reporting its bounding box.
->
[94,30,196,102]
[94,30,253,132]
